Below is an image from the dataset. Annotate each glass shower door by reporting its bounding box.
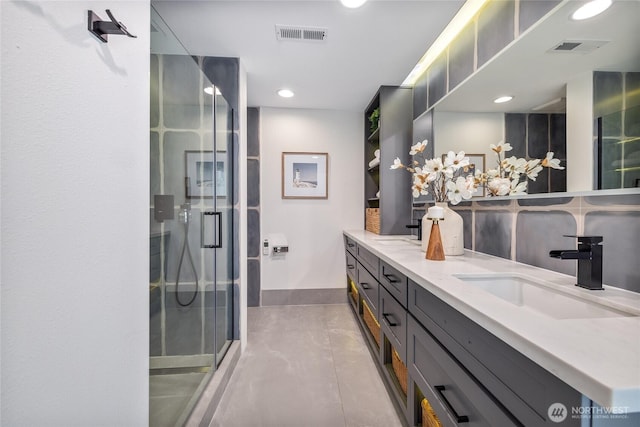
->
[150,6,233,426]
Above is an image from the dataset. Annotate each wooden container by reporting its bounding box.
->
[392,347,408,396]
[365,208,380,234]
[421,398,443,427]
[349,278,358,304]
[362,300,380,347]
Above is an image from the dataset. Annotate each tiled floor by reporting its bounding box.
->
[210,304,403,427]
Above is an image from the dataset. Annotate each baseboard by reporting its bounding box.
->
[261,288,347,306]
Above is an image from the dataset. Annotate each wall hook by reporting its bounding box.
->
[88,9,137,43]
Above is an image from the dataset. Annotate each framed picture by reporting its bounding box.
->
[441,153,486,197]
[282,152,328,199]
[185,151,227,199]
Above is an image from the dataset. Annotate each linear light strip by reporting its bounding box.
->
[402,0,489,86]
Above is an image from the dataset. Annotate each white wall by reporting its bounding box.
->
[1,2,149,425]
[238,61,248,348]
[261,108,363,291]
[434,111,504,171]
[567,71,594,191]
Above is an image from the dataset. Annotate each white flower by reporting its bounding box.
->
[443,151,470,170]
[541,152,564,170]
[525,159,543,180]
[409,140,428,155]
[510,179,527,195]
[490,141,512,153]
[390,157,404,170]
[487,177,511,196]
[446,176,473,205]
[423,158,447,178]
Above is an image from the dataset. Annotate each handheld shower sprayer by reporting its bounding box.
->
[175,202,198,306]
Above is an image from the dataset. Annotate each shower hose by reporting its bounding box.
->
[175,215,198,307]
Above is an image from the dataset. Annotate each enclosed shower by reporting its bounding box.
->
[149,7,234,426]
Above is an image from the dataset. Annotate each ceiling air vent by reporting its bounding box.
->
[548,40,609,54]
[275,25,328,42]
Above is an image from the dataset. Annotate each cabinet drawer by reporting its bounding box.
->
[345,251,356,282]
[356,244,379,278]
[407,315,519,427]
[379,260,407,308]
[357,262,379,319]
[344,235,357,256]
[380,286,407,363]
[408,280,582,426]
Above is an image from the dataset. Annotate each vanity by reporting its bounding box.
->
[344,230,640,427]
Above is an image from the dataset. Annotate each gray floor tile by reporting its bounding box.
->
[211,304,403,427]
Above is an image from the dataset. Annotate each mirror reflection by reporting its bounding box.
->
[428,0,640,194]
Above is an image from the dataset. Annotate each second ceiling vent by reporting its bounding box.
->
[275,25,328,42]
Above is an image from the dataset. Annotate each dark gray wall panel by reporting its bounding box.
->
[549,167,567,193]
[519,0,561,34]
[515,211,576,275]
[594,72,623,117]
[247,259,260,307]
[458,209,473,250]
[162,55,201,129]
[247,107,260,157]
[477,199,511,207]
[427,54,447,109]
[550,114,566,159]
[150,132,160,199]
[151,54,159,128]
[202,57,239,111]
[247,158,260,208]
[247,209,260,258]
[527,114,549,158]
[413,71,428,119]
[475,210,512,259]
[518,197,573,207]
[584,211,640,292]
[477,0,515,68]
[528,168,549,194]
[505,114,527,158]
[448,21,475,91]
[584,193,640,206]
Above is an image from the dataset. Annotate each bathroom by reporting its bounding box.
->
[1,0,639,426]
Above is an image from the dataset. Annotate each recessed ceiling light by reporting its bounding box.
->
[204,86,221,96]
[340,0,367,8]
[494,96,514,104]
[571,0,612,20]
[277,89,294,98]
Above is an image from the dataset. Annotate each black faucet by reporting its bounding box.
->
[406,218,422,241]
[549,235,603,290]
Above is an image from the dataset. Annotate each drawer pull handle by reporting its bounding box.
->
[382,313,398,327]
[434,385,469,423]
[361,283,370,290]
[347,264,355,269]
[348,243,355,248]
[383,273,400,283]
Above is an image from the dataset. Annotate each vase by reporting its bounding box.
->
[421,202,464,256]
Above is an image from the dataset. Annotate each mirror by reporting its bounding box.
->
[430,0,640,194]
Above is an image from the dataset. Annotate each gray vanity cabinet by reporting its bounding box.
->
[357,262,379,319]
[380,286,407,362]
[407,315,519,426]
[379,260,408,307]
[408,279,583,426]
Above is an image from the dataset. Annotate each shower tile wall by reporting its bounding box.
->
[452,193,640,293]
[150,54,239,356]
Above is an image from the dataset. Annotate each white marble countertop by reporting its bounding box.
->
[344,229,640,412]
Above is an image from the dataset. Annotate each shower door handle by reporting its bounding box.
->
[202,211,222,249]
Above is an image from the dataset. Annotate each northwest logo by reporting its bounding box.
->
[548,403,568,423]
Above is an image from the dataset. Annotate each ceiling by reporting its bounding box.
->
[151,0,465,112]
[435,0,640,114]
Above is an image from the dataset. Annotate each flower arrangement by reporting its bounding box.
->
[391,140,565,201]
[477,141,564,196]
[390,140,477,205]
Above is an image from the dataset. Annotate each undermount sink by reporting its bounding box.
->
[453,273,635,320]
[373,237,421,246]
